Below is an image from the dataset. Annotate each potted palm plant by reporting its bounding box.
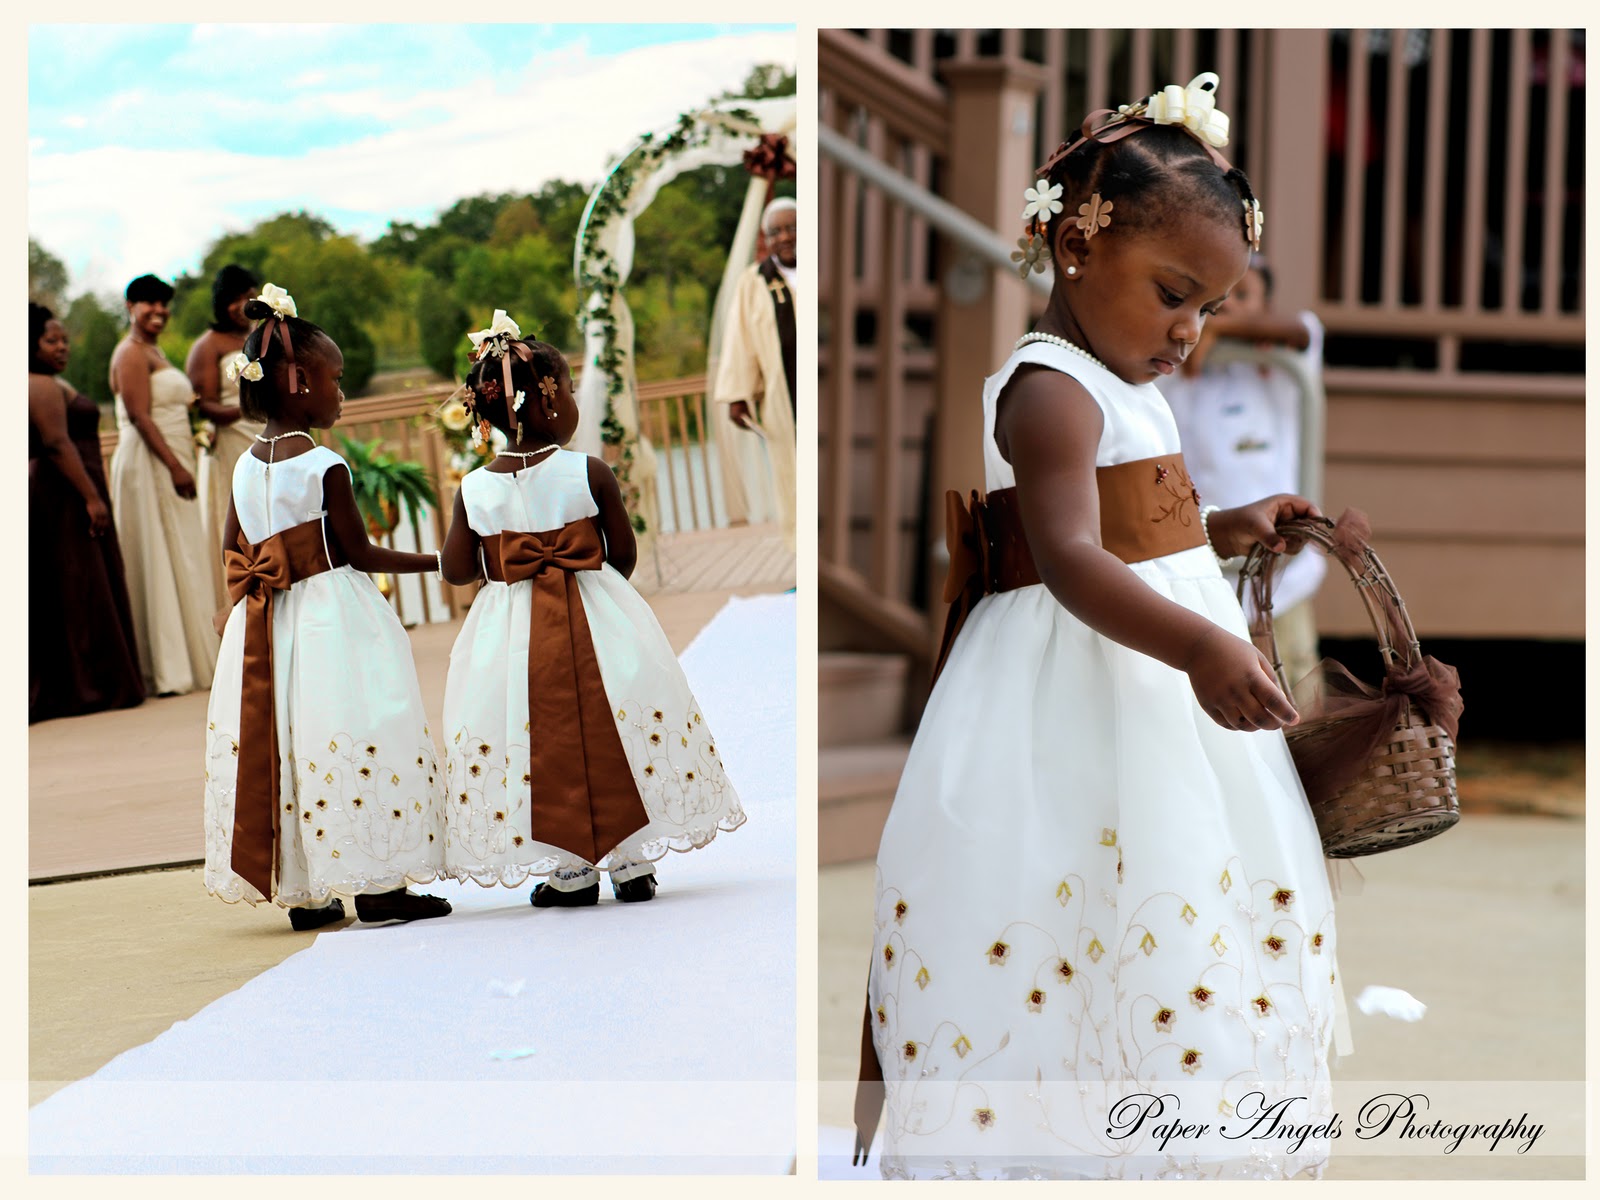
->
[335,433,438,562]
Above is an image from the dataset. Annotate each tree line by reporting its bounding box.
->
[30,65,794,405]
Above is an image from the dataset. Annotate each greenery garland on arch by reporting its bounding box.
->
[573,96,796,538]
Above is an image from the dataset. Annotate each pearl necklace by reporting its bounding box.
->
[255,430,317,448]
[1015,331,1108,371]
[500,444,558,466]
[254,429,317,468]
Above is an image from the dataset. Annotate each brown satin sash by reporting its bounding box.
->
[932,452,1207,684]
[482,522,649,863]
[224,518,343,897]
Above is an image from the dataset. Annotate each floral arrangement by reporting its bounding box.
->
[188,403,217,455]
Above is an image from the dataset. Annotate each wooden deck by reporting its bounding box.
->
[28,524,794,882]
[631,522,796,595]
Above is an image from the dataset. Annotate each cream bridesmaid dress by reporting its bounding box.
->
[110,364,219,695]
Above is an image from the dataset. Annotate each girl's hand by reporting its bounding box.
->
[169,462,197,499]
[84,495,112,537]
[1209,494,1320,559]
[1183,626,1298,732]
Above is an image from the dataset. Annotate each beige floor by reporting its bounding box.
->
[818,812,1586,1180]
[29,573,791,1105]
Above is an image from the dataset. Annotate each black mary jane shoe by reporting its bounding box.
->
[531,880,600,908]
[613,875,658,903]
[288,898,346,931]
[353,889,452,923]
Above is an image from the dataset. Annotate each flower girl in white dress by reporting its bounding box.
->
[856,75,1340,1180]
[439,313,744,905]
[203,286,452,931]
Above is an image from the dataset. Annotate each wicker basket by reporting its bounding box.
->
[1237,516,1459,858]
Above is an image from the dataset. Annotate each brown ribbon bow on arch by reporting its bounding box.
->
[743,133,796,189]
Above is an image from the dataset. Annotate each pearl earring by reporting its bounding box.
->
[1066,266,1078,276]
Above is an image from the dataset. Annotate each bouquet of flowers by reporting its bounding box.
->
[188,398,217,455]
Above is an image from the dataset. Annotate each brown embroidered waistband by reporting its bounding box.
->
[934,452,1208,684]
[225,517,343,898]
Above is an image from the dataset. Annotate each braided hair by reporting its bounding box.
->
[1045,123,1259,256]
[235,298,333,422]
[464,336,567,440]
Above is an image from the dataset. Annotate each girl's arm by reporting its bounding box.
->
[320,465,438,575]
[997,369,1297,732]
[587,456,638,579]
[438,489,483,586]
[110,342,196,497]
[29,376,111,536]
[184,333,243,425]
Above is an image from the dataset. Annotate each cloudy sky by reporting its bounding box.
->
[28,23,795,299]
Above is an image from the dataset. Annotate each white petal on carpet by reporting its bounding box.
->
[31,593,796,1174]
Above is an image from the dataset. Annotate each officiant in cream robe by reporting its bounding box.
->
[713,198,797,542]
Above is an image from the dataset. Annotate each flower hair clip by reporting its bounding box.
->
[537,375,559,415]
[1075,193,1113,240]
[227,282,300,388]
[224,351,262,383]
[1037,73,1234,181]
[467,309,521,361]
[1014,179,1065,278]
[466,308,540,441]
[257,282,297,320]
[1244,198,1265,251]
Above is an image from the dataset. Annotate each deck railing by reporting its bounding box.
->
[821,28,1585,652]
[96,372,714,624]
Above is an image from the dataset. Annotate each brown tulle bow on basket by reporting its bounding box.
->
[1237,509,1464,858]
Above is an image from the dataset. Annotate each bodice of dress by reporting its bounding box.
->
[113,364,193,425]
[231,444,348,545]
[980,343,1184,491]
[29,380,104,462]
[459,449,597,538]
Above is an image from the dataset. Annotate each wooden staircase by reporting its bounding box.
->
[818,652,913,866]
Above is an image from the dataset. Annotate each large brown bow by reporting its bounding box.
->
[486,522,649,863]
[222,522,335,897]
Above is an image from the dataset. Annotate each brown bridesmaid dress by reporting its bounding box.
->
[29,383,145,722]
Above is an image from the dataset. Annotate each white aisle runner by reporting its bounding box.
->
[31,594,797,1174]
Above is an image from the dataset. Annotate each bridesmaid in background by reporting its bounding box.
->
[186,263,260,611]
[109,274,218,696]
[28,301,145,722]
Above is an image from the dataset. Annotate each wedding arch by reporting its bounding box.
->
[572,94,798,538]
